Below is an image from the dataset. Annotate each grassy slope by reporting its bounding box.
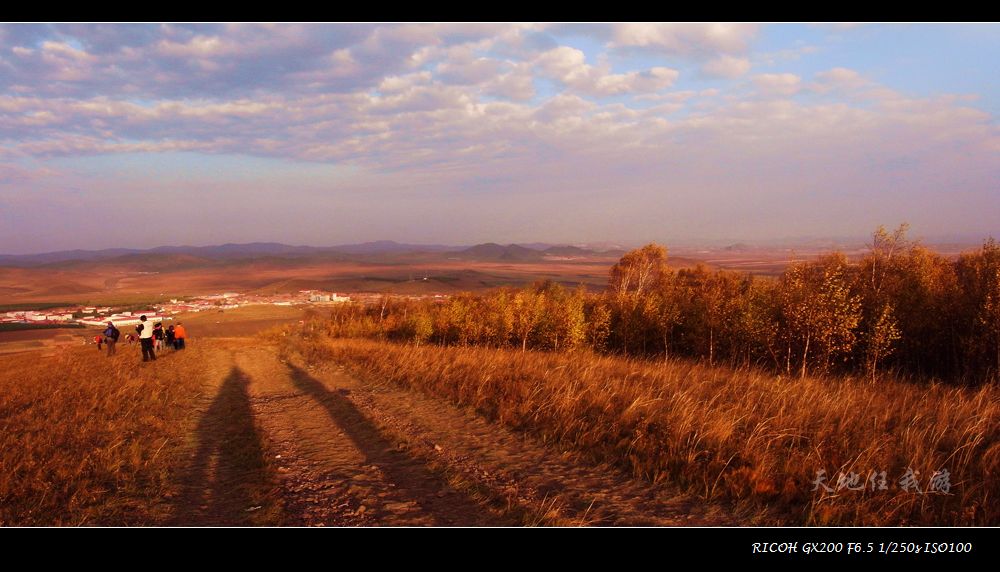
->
[0,346,209,525]
[293,336,999,525]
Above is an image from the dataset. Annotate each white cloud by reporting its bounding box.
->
[812,67,868,92]
[436,56,505,85]
[532,93,595,123]
[377,72,433,94]
[753,73,802,96]
[702,55,751,78]
[365,84,472,115]
[610,23,758,55]
[156,35,229,58]
[483,69,535,101]
[534,47,678,96]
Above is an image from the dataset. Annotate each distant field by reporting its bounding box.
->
[0,328,90,356]
[0,327,89,342]
[169,304,309,338]
[0,322,85,332]
[0,244,977,305]
[0,305,309,355]
[0,302,76,312]
[0,259,619,305]
[0,249,819,304]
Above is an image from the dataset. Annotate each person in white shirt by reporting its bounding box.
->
[137,315,156,362]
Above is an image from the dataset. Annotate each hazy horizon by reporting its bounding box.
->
[4,230,998,258]
[2,23,997,255]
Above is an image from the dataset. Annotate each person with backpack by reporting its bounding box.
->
[103,321,120,356]
[166,324,176,349]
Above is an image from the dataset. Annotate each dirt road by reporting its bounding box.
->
[164,339,734,526]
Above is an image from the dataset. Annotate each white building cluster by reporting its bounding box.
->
[3,289,353,328]
[308,292,351,303]
[2,311,74,323]
[78,311,173,328]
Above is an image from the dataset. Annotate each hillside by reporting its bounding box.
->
[290,332,1000,526]
[0,307,736,526]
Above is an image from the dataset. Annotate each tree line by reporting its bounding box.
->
[318,225,1000,384]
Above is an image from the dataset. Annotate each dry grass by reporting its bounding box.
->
[175,304,308,338]
[292,335,999,525]
[0,346,208,525]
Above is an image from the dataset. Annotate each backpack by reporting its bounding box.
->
[105,326,120,341]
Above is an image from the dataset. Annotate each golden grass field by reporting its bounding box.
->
[3,305,712,526]
[291,334,1000,526]
[0,306,310,525]
[3,301,997,526]
[169,304,311,338]
[0,344,209,524]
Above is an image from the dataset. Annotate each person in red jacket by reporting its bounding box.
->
[173,322,187,350]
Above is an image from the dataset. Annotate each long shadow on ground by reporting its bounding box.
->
[167,366,280,525]
[286,364,511,526]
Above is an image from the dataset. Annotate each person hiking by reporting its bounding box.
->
[153,322,164,351]
[94,334,103,351]
[173,321,187,350]
[103,321,120,357]
[166,324,176,349]
[136,315,156,362]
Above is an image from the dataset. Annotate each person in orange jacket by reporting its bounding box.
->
[173,322,187,350]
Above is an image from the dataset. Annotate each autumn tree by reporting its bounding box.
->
[483,289,515,348]
[725,275,777,369]
[585,295,612,352]
[608,244,669,355]
[402,307,434,346]
[535,282,587,351]
[857,224,910,380]
[956,239,1000,378]
[512,288,546,352]
[863,304,901,382]
[778,253,862,378]
[883,244,957,377]
[866,223,911,298]
[641,271,682,361]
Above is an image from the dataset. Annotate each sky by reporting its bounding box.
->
[0,23,997,254]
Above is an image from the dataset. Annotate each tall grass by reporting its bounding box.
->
[0,346,207,525]
[292,334,999,525]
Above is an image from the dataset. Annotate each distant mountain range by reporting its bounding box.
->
[0,241,623,267]
[455,243,545,261]
[452,243,621,261]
